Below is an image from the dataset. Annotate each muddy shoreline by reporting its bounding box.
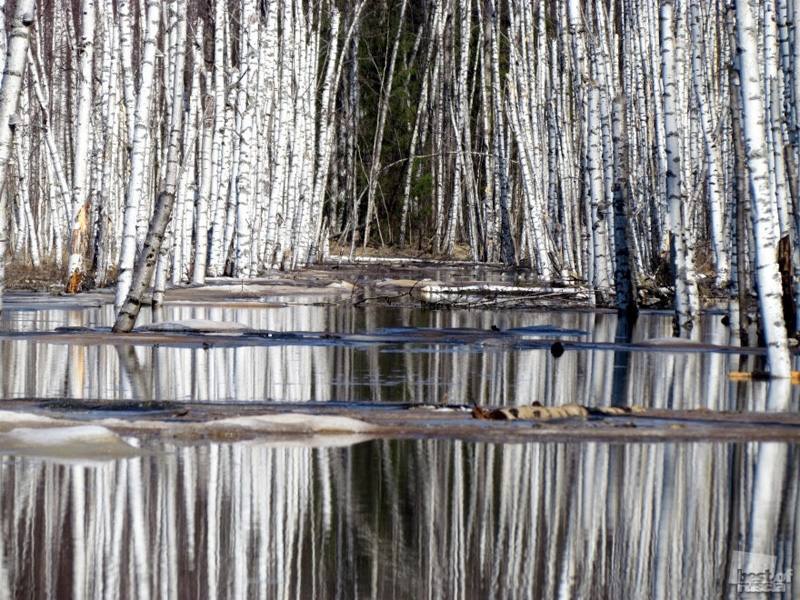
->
[0,399,798,445]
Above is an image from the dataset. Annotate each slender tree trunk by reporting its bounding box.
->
[661,0,698,335]
[114,0,161,309]
[0,0,35,313]
[688,0,729,288]
[113,0,186,332]
[612,92,636,317]
[487,0,515,265]
[362,0,408,249]
[65,0,95,292]
[734,0,792,376]
[192,96,213,285]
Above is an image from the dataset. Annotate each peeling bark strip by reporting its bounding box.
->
[0,0,35,314]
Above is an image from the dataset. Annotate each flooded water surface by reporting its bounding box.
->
[1,439,798,598]
[0,287,797,598]
[0,298,793,410]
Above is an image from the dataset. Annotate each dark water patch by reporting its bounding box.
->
[40,399,188,417]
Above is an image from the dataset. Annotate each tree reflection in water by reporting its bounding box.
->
[0,305,791,411]
[0,438,796,598]
[0,303,796,598]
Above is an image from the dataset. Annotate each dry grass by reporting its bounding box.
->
[327,241,477,261]
[5,260,65,292]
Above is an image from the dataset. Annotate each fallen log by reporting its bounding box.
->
[416,282,592,307]
[729,371,800,383]
[472,402,646,420]
[323,254,504,267]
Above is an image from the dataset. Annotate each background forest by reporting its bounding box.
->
[0,0,795,360]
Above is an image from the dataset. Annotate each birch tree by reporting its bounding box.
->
[65,0,94,292]
[661,0,698,335]
[113,0,161,309]
[734,0,792,377]
[0,0,35,313]
[113,0,186,332]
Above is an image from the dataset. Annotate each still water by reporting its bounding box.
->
[0,296,797,598]
[0,300,794,410]
[0,439,797,598]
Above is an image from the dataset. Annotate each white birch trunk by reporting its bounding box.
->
[0,0,35,312]
[735,0,792,377]
[206,0,229,276]
[192,92,214,285]
[233,0,258,278]
[661,0,698,335]
[114,0,186,331]
[65,0,95,292]
[114,0,161,309]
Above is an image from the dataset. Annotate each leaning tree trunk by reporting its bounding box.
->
[113,0,186,333]
[734,0,792,377]
[0,0,35,314]
[113,0,161,310]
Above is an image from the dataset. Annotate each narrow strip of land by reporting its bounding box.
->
[0,400,798,445]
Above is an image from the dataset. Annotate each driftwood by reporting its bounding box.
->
[729,371,800,383]
[323,255,504,267]
[417,282,592,307]
[472,402,646,421]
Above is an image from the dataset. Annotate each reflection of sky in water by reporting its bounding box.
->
[0,438,795,598]
[0,301,794,410]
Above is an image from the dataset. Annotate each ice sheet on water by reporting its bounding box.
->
[638,336,704,346]
[0,425,144,462]
[138,319,250,333]
[0,410,62,425]
[505,325,588,336]
[211,413,381,434]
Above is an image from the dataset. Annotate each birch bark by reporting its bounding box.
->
[65,0,95,292]
[114,0,186,331]
[735,0,792,376]
[0,0,35,313]
[487,0,515,265]
[233,0,258,278]
[114,0,161,309]
[661,0,698,335]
